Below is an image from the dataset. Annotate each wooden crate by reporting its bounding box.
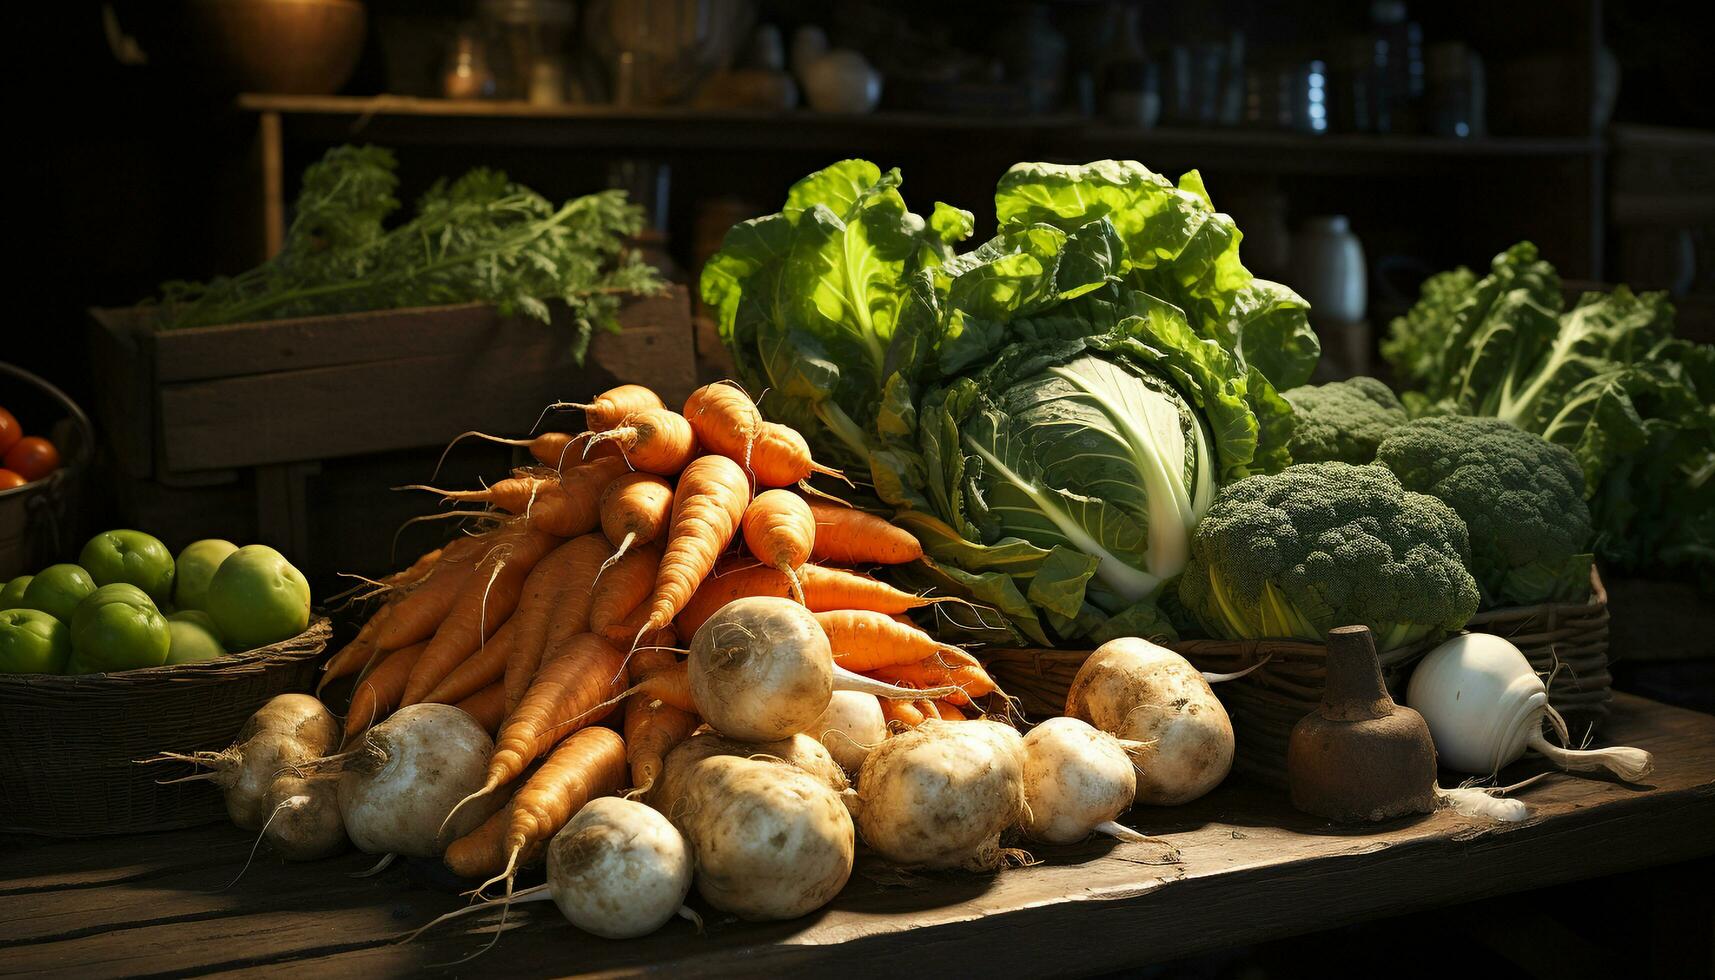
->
[87,288,695,480]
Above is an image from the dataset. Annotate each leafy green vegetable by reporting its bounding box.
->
[1179,462,1481,652]
[1384,242,1715,588]
[155,146,664,359]
[1376,416,1592,607]
[703,158,1302,643]
[1284,376,1408,465]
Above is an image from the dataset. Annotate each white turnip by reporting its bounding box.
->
[237,693,340,750]
[330,703,499,856]
[546,797,694,938]
[648,729,847,824]
[689,597,956,742]
[261,774,346,860]
[1065,637,1234,806]
[146,694,343,831]
[679,755,855,920]
[807,691,887,774]
[1021,717,1148,844]
[854,719,1026,870]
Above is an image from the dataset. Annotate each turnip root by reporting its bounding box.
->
[679,756,855,920]
[808,691,887,774]
[237,693,340,750]
[1065,637,1234,806]
[261,774,347,860]
[689,597,957,742]
[854,719,1026,870]
[1021,717,1148,844]
[648,729,846,824]
[547,797,693,938]
[326,703,500,857]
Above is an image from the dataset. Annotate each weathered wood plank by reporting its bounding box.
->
[1,694,1710,979]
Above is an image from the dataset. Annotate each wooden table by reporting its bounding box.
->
[4,693,1712,978]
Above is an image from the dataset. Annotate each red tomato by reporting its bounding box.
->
[3,437,59,481]
[0,407,19,456]
[0,468,25,489]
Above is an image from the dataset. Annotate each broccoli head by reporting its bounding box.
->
[1179,461,1480,651]
[1375,415,1593,608]
[1284,376,1409,465]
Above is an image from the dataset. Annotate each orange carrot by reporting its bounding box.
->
[505,534,613,713]
[624,694,698,794]
[479,633,630,799]
[489,726,627,888]
[805,499,923,565]
[626,657,695,713]
[868,656,997,706]
[575,384,664,432]
[372,535,491,651]
[589,542,662,634]
[750,421,845,487]
[384,547,445,589]
[443,430,620,472]
[636,453,751,640]
[343,641,427,743]
[408,457,629,537]
[880,698,927,729]
[454,682,507,734]
[674,561,957,639]
[931,700,969,721]
[815,609,975,672]
[598,472,674,573]
[402,526,562,706]
[444,784,541,880]
[583,408,699,476]
[682,382,762,468]
[318,605,391,695]
[599,603,679,651]
[741,489,815,603]
[428,534,606,705]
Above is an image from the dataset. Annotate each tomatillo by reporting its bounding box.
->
[173,539,238,612]
[0,608,71,674]
[80,530,176,607]
[67,583,171,674]
[205,545,310,651]
[21,563,96,624]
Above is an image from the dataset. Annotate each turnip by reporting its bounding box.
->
[546,797,694,938]
[679,755,855,920]
[1065,637,1235,806]
[648,729,847,824]
[807,691,887,774]
[323,703,500,857]
[1020,717,1151,844]
[261,774,346,861]
[237,693,340,749]
[689,597,956,742]
[145,694,342,831]
[854,719,1026,871]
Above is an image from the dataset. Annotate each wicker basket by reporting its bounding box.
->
[1465,567,1610,735]
[985,635,1438,790]
[0,361,93,580]
[0,617,330,837]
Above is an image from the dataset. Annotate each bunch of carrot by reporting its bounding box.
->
[317,380,997,882]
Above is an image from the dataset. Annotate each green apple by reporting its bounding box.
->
[66,583,171,674]
[21,564,96,624]
[166,613,226,665]
[0,608,71,674]
[80,530,176,607]
[205,545,311,651]
[172,539,238,612]
[1,574,33,609]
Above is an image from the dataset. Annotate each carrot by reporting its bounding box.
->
[372,535,491,651]
[445,784,540,880]
[805,499,923,565]
[636,453,752,640]
[405,456,630,537]
[317,605,391,694]
[682,382,762,468]
[343,641,427,743]
[741,489,815,603]
[751,421,845,487]
[574,384,664,432]
[625,657,695,713]
[624,694,697,794]
[674,561,958,638]
[454,681,507,734]
[384,546,445,589]
[815,609,975,672]
[440,430,620,474]
[402,526,562,706]
[598,472,674,573]
[428,534,605,705]
[475,632,630,803]
[931,700,969,721]
[583,408,699,476]
[505,535,613,713]
[868,656,998,706]
[880,697,927,729]
[589,542,662,634]
[599,602,679,650]
[486,726,627,891]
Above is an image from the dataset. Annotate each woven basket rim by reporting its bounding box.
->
[1466,566,1607,627]
[0,616,330,692]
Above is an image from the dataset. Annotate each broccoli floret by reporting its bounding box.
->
[1375,415,1593,607]
[1179,462,1480,651]
[1284,376,1408,465]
